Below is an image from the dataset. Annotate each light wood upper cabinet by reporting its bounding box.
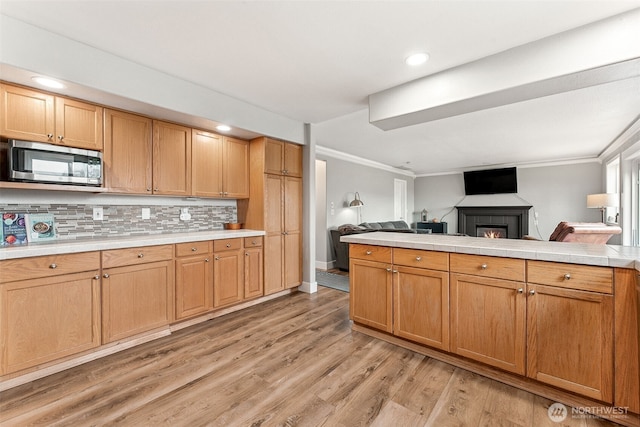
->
[54,97,103,150]
[223,136,249,198]
[153,120,191,196]
[283,176,302,289]
[0,83,103,150]
[0,84,54,143]
[0,251,101,375]
[191,129,223,197]
[263,137,302,177]
[104,109,153,193]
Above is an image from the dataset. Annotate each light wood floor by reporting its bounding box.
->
[0,287,619,426]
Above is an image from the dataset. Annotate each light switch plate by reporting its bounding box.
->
[141,208,151,220]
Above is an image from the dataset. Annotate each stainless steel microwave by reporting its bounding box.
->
[2,139,103,186]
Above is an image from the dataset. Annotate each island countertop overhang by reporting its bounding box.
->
[341,231,640,272]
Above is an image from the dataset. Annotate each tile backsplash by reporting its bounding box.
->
[0,203,237,240]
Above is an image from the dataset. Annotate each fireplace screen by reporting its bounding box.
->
[476,225,508,238]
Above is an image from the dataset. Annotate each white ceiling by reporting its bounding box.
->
[1,1,639,175]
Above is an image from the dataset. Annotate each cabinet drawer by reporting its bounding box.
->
[450,253,525,282]
[393,248,448,271]
[214,238,242,252]
[102,244,173,268]
[175,241,212,257]
[0,252,100,284]
[349,244,392,263]
[527,261,612,294]
[244,236,263,248]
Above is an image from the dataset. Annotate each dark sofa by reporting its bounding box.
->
[329,221,425,271]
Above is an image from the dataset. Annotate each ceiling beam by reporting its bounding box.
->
[369,8,640,131]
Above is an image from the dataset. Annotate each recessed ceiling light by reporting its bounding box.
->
[405,53,429,66]
[31,76,65,89]
[216,125,231,132]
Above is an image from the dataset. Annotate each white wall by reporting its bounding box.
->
[414,161,603,239]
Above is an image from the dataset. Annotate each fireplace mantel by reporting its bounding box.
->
[456,205,532,239]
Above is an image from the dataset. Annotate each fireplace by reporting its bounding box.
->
[457,206,531,239]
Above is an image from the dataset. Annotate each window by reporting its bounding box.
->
[605,158,620,224]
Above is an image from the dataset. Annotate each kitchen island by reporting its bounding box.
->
[342,232,640,427]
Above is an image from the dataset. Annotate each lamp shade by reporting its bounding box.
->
[587,193,618,208]
[349,192,364,207]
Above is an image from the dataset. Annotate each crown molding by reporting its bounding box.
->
[315,145,416,177]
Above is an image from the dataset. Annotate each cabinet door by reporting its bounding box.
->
[213,249,244,307]
[102,260,173,343]
[191,129,223,197]
[223,136,249,198]
[283,176,302,289]
[0,84,54,143]
[175,255,213,319]
[104,109,153,193]
[450,273,526,375]
[284,142,303,177]
[350,258,393,333]
[263,174,284,295]
[264,138,284,175]
[54,97,103,150]
[0,271,101,375]
[527,284,613,402]
[244,246,264,299]
[152,120,191,196]
[394,266,449,351]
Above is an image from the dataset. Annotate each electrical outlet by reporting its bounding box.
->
[179,207,191,221]
[93,207,103,221]
[141,208,151,220]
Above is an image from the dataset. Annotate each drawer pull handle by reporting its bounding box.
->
[103,273,110,279]
[94,275,100,280]
[517,288,524,294]
[529,289,535,295]
[138,253,144,258]
[481,264,488,270]
[564,273,571,280]
[366,250,372,255]
[191,247,197,252]
[226,243,231,248]
[49,263,57,269]
[415,256,422,261]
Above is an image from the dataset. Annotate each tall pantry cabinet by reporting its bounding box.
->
[240,137,302,295]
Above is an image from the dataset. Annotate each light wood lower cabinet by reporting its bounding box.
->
[175,241,213,320]
[101,245,174,343]
[450,273,526,375]
[349,257,393,333]
[395,266,449,351]
[0,252,101,375]
[244,237,264,300]
[213,239,244,308]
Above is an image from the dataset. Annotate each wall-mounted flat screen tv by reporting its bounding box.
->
[463,167,517,195]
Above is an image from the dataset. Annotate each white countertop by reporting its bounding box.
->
[341,232,640,271]
[0,229,266,260]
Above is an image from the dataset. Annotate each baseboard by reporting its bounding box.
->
[298,280,318,294]
[315,260,335,270]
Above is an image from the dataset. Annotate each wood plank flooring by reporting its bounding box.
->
[0,287,621,426]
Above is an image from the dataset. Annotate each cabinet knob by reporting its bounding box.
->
[191,247,197,252]
[517,288,524,294]
[393,270,398,274]
[215,256,220,261]
[103,273,110,278]
[154,188,158,192]
[94,275,100,280]
[224,192,228,196]
[205,258,210,262]
[138,253,144,258]
[529,289,536,295]
[386,268,392,272]
[47,133,53,139]
[252,240,257,245]
[283,169,288,174]
[58,135,64,141]
[366,250,372,255]
[481,263,488,270]
[49,263,57,269]
[226,243,231,248]
[415,256,422,261]
[564,273,571,280]
[146,188,151,192]
[245,252,249,256]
